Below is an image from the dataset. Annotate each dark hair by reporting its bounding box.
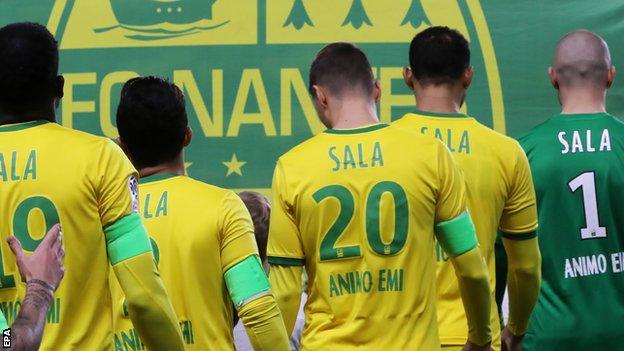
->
[238,191,270,262]
[309,42,374,97]
[0,22,59,115]
[409,26,470,86]
[116,76,188,169]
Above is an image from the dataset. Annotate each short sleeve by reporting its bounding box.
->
[96,139,139,227]
[219,191,259,272]
[435,141,468,223]
[267,160,305,266]
[499,143,538,235]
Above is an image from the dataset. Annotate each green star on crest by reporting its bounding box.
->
[342,0,373,29]
[283,0,314,30]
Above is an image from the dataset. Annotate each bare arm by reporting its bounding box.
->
[6,224,65,351]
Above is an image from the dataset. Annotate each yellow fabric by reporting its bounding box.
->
[109,175,260,350]
[441,346,463,351]
[450,247,492,346]
[112,253,184,351]
[0,121,137,349]
[267,124,466,350]
[394,113,538,349]
[238,295,290,351]
[503,237,541,336]
[269,265,303,334]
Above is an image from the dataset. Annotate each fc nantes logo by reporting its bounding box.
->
[49,0,504,132]
[266,0,505,131]
[52,0,257,48]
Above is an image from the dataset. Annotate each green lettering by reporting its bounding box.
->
[378,270,386,291]
[434,128,444,141]
[329,275,340,297]
[387,269,400,291]
[121,329,139,351]
[0,153,6,181]
[10,151,19,181]
[328,146,340,172]
[337,273,351,295]
[114,333,124,351]
[357,144,368,168]
[420,126,428,134]
[23,150,36,180]
[446,129,455,152]
[143,193,153,219]
[363,271,373,292]
[343,146,356,169]
[459,131,470,154]
[156,191,168,217]
[371,142,384,167]
[354,271,362,293]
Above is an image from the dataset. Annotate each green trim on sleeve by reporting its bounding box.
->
[224,255,270,308]
[501,231,537,241]
[104,213,152,265]
[435,211,478,256]
[0,310,7,330]
[267,256,305,266]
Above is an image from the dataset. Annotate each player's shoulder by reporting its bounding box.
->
[45,122,114,146]
[167,175,238,201]
[470,118,522,149]
[516,116,559,152]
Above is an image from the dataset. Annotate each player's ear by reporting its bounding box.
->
[463,67,474,89]
[373,80,381,103]
[607,65,616,88]
[55,75,64,99]
[312,85,329,109]
[548,67,559,90]
[403,67,415,91]
[116,137,130,156]
[183,127,192,147]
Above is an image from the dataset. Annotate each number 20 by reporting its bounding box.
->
[313,181,408,261]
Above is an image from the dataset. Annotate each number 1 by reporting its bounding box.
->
[568,172,607,239]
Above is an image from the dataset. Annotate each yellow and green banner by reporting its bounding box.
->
[2,0,622,191]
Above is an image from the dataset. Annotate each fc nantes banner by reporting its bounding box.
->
[1,1,623,191]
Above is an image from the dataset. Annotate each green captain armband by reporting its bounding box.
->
[224,255,270,309]
[104,213,152,265]
[435,211,478,257]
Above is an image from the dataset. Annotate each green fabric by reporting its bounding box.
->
[225,255,270,308]
[0,310,7,330]
[323,123,388,134]
[519,112,624,350]
[435,211,478,256]
[411,108,469,118]
[138,172,182,184]
[104,213,152,265]
[0,120,49,132]
[501,231,537,240]
[267,256,305,266]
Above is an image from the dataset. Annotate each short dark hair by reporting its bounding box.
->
[116,76,187,169]
[309,42,374,97]
[0,22,59,115]
[238,191,270,262]
[409,26,470,86]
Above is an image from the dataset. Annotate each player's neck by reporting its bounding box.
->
[329,100,379,129]
[138,155,186,179]
[0,110,56,125]
[414,87,464,115]
[559,90,607,114]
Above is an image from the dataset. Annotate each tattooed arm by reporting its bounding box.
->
[5,224,65,351]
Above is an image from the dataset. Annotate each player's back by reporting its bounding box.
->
[519,112,624,350]
[111,174,258,350]
[0,120,138,349]
[272,123,465,350]
[393,111,537,348]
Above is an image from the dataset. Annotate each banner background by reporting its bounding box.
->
[2,0,623,191]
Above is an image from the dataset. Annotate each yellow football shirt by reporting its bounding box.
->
[393,111,538,348]
[0,120,138,350]
[267,123,468,350]
[110,174,259,351]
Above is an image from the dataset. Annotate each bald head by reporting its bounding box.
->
[552,30,613,88]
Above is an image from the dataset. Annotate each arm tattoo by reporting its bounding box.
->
[10,281,54,350]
